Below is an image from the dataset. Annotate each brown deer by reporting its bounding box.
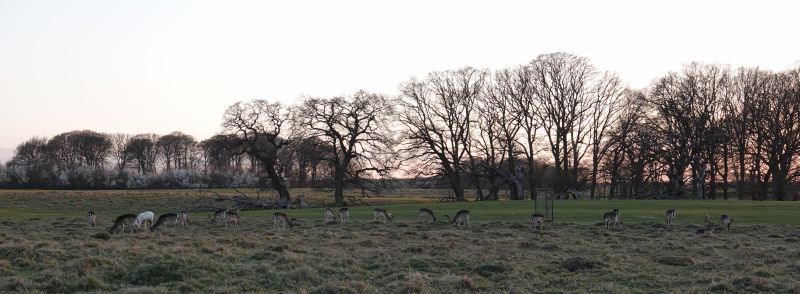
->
[696,214,716,234]
[339,208,350,223]
[150,213,180,232]
[225,210,240,227]
[273,212,292,230]
[373,208,393,223]
[108,214,137,235]
[445,210,470,227]
[603,209,620,230]
[665,209,676,228]
[324,208,336,225]
[418,208,436,223]
[87,210,97,228]
[530,213,545,231]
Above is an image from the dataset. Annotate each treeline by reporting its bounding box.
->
[3,52,800,202]
[0,131,335,190]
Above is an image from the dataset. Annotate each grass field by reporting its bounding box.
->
[1,189,799,292]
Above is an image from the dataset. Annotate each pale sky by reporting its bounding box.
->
[1,0,798,164]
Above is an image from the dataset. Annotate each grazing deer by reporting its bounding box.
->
[418,208,437,223]
[133,211,155,231]
[445,210,470,227]
[209,208,227,225]
[87,210,97,228]
[603,209,620,230]
[665,209,676,228]
[339,208,350,223]
[530,213,545,231]
[273,212,292,230]
[721,214,733,232]
[373,208,393,223]
[324,208,336,225]
[225,210,240,227]
[178,210,190,226]
[150,213,179,232]
[108,214,137,235]
[696,213,716,234]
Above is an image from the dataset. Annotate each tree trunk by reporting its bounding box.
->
[265,163,290,202]
[590,160,599,200]
[723,144,729,200]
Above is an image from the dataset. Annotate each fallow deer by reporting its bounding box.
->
[87,210,97,228]
[150,213,180,232]
[209,208,227,225]
[324,208,336,225]
[133,211,155,231]
[445,210,470,227]
[530,213,545,231]
[225,210,240,227]
[418,208,437,223]
[373,208,393,223]
[603,209,620,230]
[178,210,190,226]
[273,212,292,230]
[108,213,137,235]
[665,209,676,228]
[696,213,716,234]
[721,214,733,232]
[339,208,350,223]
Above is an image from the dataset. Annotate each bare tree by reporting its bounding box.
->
[157,132,197,170]
[588,73,625,199]
[398,67,487,201]
[110,133,130,173]
[723,67,769,199]
[748,68,800,200]
[604,95,660,199]
[126,134,159,174]
[222,100,295,201]
[504,65,544,199]
[7,137,51,187]
[300,91,395,206]
[529,52,595,190]
[650,63,728,199]
[477,69,525,200]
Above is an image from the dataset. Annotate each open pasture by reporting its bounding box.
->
[1,189,799,292]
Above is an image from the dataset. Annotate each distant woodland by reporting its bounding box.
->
[3,52,800,203]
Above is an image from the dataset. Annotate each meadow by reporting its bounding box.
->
[1,189,799,293]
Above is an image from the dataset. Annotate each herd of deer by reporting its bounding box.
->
[96,206,734,235]
[94,210,190,234]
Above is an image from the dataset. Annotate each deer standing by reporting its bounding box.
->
[273,212,292,230]
[418,208,436,223]
[150,213,180,232]
[87,210,97,228]
[665,209,676,228]
[530,213,545,231]
[445,210,470,227]
[324,208,336,225]
[108,214,137,235]
[339,208,350,223]
[721,215,733,232]
[373,208,393,223]
[603,209,620,230]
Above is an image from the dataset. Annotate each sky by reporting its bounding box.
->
[1,0,798,164]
